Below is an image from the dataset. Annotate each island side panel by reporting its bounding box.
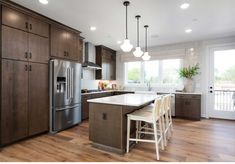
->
[89,103,138,154]
[89,103,123,150]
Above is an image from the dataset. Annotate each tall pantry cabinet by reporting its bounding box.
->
[1,5,49,145]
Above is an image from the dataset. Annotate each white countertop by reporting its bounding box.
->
[87,94,161,107]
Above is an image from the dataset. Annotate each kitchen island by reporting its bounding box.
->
[88,94,160,154]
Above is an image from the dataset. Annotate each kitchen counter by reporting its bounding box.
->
[81,90,134,95]
[88,93,159,106]
[158,91,202,95]
[88,94,160,154]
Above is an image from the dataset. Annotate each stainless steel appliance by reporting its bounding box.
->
[50,59,82,133]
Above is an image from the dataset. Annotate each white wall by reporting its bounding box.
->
[116,35,235,118]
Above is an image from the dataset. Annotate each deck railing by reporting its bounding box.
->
[214,90,235,112]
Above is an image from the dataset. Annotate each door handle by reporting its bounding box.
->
[25,22,28,29]
[25,52,28,59]
[24,65,28,71]
[29,52,32,59]
[210,91,213,93]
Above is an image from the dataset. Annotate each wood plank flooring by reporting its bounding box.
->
[0,118,235,162]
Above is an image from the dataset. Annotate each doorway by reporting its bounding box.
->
[208,46,235,120]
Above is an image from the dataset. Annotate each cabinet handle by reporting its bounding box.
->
[29,52,32,59]
[25,52,28,59]
[29,65,32,71]
[24,65,28,71]
[29,24,32,30]
[64,51,67,57]
[25,22,28,29]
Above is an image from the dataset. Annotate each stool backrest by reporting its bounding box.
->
[165,94,172,111]
[152,98,162,120]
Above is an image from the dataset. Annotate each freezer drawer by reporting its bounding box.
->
[53,104,81,132]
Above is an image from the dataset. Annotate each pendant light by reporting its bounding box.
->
[133,15,143,57]
[142,25,151,61]
[121,1,133,52]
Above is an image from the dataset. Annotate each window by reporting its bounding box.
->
[125,59,182,85]
[144,60,160,83]
[126,61,141,84]
[162,59,181,84]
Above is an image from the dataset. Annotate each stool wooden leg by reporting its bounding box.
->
[136,121,139,143]
[158,117,164,150]
[162,114,167,147]
[126,117,131,153]
[153,122,160,160]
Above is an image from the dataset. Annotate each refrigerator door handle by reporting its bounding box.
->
[71,68,74,99]
[66,68,70,99]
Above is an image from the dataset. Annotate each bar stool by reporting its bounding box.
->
[126,98,165,160]
[162,94,173,145]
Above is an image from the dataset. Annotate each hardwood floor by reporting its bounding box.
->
[0,118,234,162]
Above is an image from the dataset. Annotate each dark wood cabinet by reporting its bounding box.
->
[175,94,201,120]
[2,25,49,63]
[2,25,28,61]
[28,63,49,136]
[77,38,83,63]
[96,46,116,80]
[2,6,28,31]
[28,33,49,63]
[1,60,49,145]
[1,59,29,145]
[28,17,49,37]
[2,6,49,37]
[50,25,83,62]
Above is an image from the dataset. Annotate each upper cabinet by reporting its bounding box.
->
[96,46,116,80]
[50,25,83,62]
[2,6,49,38]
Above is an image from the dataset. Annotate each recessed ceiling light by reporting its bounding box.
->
[39,0,48,5]
[90,26,96,31]
[117,41,122,44]
[180,3,190,9]
[185,28,192,33]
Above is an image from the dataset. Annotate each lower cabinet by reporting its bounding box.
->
[28,63,49,136]
[175,94,201,120]
[1,60,29,145]
[1,59,49,145]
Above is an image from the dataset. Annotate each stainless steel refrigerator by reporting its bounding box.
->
[50,59,82,133]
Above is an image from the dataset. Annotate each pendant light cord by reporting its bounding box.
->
[126,4,128,39]
[137,17,139,47]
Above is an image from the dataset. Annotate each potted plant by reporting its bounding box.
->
[179,64,200,92]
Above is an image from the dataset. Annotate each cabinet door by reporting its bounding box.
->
[28,33,49,63]
[2,25,28,61]
[188,99,201,120]
[1,59,28,145]
[50,26,67,58]
[175,98,185,117]
[28,63,49,136]
[2,6,29,31]
[28,17,49,37]
[77,37,83,63]
[102,58,109,80]
[67,31,78,60]
[82,97,89,120]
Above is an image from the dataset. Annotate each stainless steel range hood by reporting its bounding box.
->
[82,42,102,70]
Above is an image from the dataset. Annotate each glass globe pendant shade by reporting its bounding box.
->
[133,47,143,57]
[142,52,151,61]
[120,39,133,52]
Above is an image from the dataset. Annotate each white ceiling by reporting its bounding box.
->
[11,0,235,51]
